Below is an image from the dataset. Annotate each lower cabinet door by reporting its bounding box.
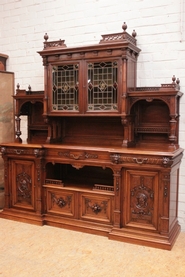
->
[11,159,35,210]
[45,188,75,218]
[123,169,159,231]
[80,192,113,224]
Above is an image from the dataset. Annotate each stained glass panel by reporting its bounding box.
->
[52,64,79,111]
[87,61,118,111]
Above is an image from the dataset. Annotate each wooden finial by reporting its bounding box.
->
[44,33,49,41]
[172,75,176,83]
[122,22,127,32]
[132,30,137,38]
[176,78,180,85]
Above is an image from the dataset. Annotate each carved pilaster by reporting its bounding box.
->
[15,116,22,143]
[169,115,177,143]
[121,115,135,147]
[159,172,170,234]
[113,168,121,227]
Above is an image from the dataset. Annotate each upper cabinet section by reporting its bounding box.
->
[38,22,141,116]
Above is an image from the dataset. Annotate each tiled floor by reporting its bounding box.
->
[0,217,185,277]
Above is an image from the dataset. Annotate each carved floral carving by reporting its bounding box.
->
[85,198,107,214]
[131,178,154,217]
[52,193,71,209]
[16,172,32,200]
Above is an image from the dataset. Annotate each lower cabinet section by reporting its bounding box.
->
[44,186,114,224]
[0,144,183,250]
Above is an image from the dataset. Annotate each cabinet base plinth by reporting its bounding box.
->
[44,214,112,237]
[109,223,181,250]
[0,209,181,250]
[0,209,44,226]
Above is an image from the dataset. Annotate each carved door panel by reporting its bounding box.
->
[11,159,35,210]
[45,188,75,218]
[123,169,158,231]
[80,192,113,224]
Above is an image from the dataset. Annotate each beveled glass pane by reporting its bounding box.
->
[87,61,118,111]
[52,64,79,111]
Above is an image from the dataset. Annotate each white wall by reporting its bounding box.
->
[0,0,185,230]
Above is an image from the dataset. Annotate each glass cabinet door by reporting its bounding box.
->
[87,60,118,112]
[52,63,79,111]
[51,60,119,114]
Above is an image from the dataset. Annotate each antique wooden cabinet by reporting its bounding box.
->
[0,23,183,250]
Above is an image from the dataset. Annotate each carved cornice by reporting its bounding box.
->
[43,38,66,50]
[100,32,137,45]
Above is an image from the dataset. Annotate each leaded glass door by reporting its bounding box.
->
[87,60,118,112]
[52,63,79,112]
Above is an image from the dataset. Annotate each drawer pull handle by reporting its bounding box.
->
[133,158,148,164]
[15,149,23,155]
[69,153,83,160]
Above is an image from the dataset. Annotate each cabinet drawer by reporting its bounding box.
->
[45,188,75,218]
[80,193,113,224]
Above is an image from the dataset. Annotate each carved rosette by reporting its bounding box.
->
[52,193,71,209]
[16,172,32,202]
[85,198,107,214]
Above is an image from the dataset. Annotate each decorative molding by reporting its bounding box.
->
[93,184,114,192]
[135,127,169,133]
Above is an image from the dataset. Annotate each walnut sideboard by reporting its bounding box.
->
[0,23,183,250]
